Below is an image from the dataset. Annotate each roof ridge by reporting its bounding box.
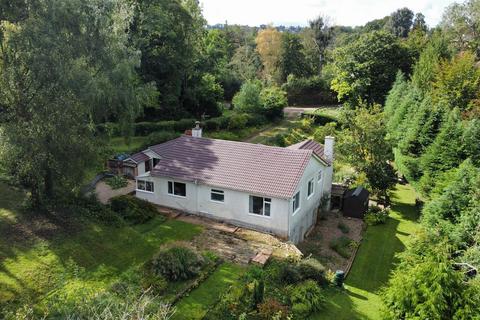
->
[175,134,313,154]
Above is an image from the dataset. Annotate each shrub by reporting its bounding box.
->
[337,221,350,234]
[258,298,289,320]
[142,131,180,150]
[150,247,205,281]
[232,80,262,113]
[110,195,160,224]
[297,258,327,285]
[364,206,389,225]
[277,262,302,285]
[228,113,249,130]
[105,175,128,190]
[252,279,265,307]
[173,118,195,132]
[73,195,123,225]
[329,236,355,258]
[259,86,287,120]
[290,280,325,318]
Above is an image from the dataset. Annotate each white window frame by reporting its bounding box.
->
[136,179,154,193]
[317,170,323,183]
[210,189,225,203]
[167,181,186,198]
[249,195,271,217]
[307,178,314,199]
[292,191,300,214]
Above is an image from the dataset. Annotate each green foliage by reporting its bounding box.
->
[252,279,265,307]
[232,80,263,112]
[421,160,480,247]
[258,298,289,320]
[0,0,156,207]
[279,32,308,81]
[432,51,480,110]
[150,247,205,282]
[382,242,480,320]
[290,280,325,318]
[105,176,128,190]
[282,75,336,105]
[329,236,356,258]
[110,195,161,225]
[297,258,327,285]
[339,104,396,198]
[387,7,414,38]
[337,221,350,233]
[71,195,123,225]
[228,113,249,130]
[259,86,287,120]
[364,206,389,225]
[411,32,450,93]
[331,31,411,104]
[313,122,337,144]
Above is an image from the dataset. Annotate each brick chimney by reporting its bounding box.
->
[192,121,202,138]
[324,136,334,162]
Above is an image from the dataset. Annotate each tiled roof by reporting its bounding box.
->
[287,139,329,164]
[127,151,150,164]
[149,136,318,199]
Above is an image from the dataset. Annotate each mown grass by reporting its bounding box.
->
[172,263,245,320]
[0,182,202,311]
[311,184,420,320]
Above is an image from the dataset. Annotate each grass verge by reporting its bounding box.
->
[310,184,420,320]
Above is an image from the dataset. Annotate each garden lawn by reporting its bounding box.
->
[311,184,421,320]
[0,182,202,310]
[172,263,245,320]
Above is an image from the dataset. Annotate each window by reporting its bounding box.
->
[292,191,300,213]
[211,189,225,202]
[145,160,151,172]
[317,170,322,183]
[137,180,154,192]
[168,181,186,197]
[153,158,160,167]
[249,196,271,216]
[307,178,314,198]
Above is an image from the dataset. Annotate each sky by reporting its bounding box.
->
[200,0,457,27]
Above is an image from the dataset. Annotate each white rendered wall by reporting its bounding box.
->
[135,175,290,237]
[288,157,329,243]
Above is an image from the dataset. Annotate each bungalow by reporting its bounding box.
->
[133,125,334,244]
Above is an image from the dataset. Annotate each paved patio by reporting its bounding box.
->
[95,180,136,204]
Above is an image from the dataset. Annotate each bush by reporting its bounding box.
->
[232,80,262,113]
[258,298,289,320]
[364,206,389,225]
[73,195,123,225]
[277,261,302,285]
[290,280,325,318]
[329,236,356,258]
[228,113,249,130]
[259,86,287,120]
[173,118,195,132]
[105,175,128,190]
[142,131,180,150]
[150,247,205,281]
[337,221,350,234]
[298,258,327,285]
[110,195,160,224]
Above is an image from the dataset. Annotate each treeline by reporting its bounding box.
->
[381,1,480,318]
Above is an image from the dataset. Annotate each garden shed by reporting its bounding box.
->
[342,186,369,219]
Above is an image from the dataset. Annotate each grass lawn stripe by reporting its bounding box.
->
[172,262,245,320]
[311,184,420,320]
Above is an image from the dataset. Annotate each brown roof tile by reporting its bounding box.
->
[287,139,329,164]
[149,136,317,199]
